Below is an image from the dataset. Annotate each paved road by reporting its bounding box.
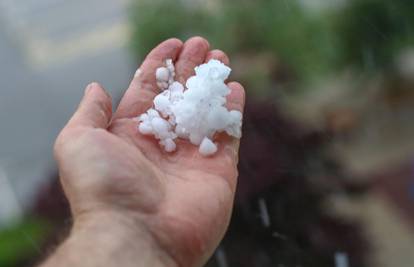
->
[0,0,135,225]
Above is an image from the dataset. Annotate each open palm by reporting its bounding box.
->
[54,37,245,267]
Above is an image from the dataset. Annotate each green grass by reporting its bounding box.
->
[0,218,50,266]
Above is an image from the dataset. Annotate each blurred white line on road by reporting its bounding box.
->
[0,166,23,227]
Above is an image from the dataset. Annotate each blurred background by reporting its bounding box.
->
[1,0,414,266]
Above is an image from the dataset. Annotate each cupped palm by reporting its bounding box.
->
[54,37,245,267]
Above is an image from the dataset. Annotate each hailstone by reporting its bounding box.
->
[138,59,242,156]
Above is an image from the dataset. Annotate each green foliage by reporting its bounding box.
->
[335,0,414,71]
[0,218,50,266]
[129,0,338,84]
[129,0,414,92]
[213,0,339,82]
[129,0,210,59]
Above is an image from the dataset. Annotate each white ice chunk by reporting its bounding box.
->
[169,81,184,94]
[139,113,149,121]
[199,137,218,156]
[166,59,174,72]
[195,59,231,80]
[156,67,169,82]
[151,117,171,138]
[225,110,243,138]
[189,132,204,145]
[207,106,230,130]
[160,138,176,152]
[154,94,171,115]
[175,124,189,138]
[138,122,153,135]
[156,60,176,90]
[147,108,160,118]
[137,59,243,156]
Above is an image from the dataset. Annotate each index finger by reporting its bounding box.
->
[113,38,183,120]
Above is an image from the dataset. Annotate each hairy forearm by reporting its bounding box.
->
[39,212,177,267]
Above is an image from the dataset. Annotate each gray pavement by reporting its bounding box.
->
[0,0,135,225]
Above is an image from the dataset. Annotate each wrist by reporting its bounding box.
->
[71,211,178,267]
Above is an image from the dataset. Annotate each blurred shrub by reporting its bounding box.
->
[211,100,368,267]
[130,0,414,94]
[335,0,414,72]
[129,0,338,88]
[0,218,49,267]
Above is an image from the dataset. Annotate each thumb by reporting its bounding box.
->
[66,82,113,129]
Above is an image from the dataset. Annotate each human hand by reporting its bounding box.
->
[54,37,245,267]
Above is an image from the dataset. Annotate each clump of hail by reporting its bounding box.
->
[137,59,242,156]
